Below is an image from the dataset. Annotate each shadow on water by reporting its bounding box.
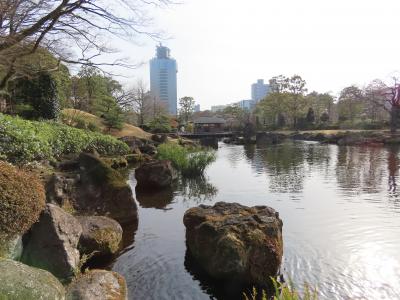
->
[184,248,275,300]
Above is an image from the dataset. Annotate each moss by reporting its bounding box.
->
[92,227,121,254]
[79,153,126,189]
[0,161,45,241]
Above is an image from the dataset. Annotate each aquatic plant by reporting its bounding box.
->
[244,278,318,300]
[156,143,216,177]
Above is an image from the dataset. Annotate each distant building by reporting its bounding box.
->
[237,99,255,110]
[150,44,178,115]
[251,79,270,102]
[193,116,226,133]
[210,105,227,112]
[194,104,200,112]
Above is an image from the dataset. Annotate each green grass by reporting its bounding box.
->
[244,278,318,300]
[156,143,216,177]
[0,113,130,163]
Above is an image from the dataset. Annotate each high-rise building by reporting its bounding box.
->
[194,104,201,112]
[237,99,255,110]
[150,44,178,115]
[251,79,270,102]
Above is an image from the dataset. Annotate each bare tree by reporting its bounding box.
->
[0,0,170,91]
[363,78,400,132]
[129,80,151,126]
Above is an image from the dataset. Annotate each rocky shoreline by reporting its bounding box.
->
[1,131,290,299]
[0,133,172,299]
[223,130,400,147]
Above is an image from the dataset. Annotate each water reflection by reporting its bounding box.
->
[387,146,399,193]
[136,187,175,210]
[177,176,218,205]
[113,142,400,300]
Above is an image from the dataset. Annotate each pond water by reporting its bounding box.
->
[112,141,400,300]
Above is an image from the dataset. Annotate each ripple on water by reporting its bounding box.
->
[113,142,400,300]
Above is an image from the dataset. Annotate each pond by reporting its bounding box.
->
[112,141,400,300]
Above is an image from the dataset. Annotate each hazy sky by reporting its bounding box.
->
[113,0,400,110]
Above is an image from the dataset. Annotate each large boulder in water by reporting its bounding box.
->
[66,270,127,300]
[77,153,137,224]
[22,204,82,282]
[77,216,123,257]
[183,202,283,286]
[135,160,177,190]
[0,259,65,300]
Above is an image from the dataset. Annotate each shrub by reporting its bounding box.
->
[0,113,129,163]
[0,161,46,239]
[156,143,216,177]
[11,72,60,120]
[148,115,172,133]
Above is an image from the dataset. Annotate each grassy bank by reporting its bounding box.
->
[157,143,216,177]
[61,109,152,140]
[0,113,130,163]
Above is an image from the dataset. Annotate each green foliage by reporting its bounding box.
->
[103,106,124,131]
[306,108,315,124]
[148,114,172,133]
[72,66,123,116]
[0,113,129,163]
[11,72,60,119]
[179,96,195,123]
[244,278,318,300]
[156,143,216,177]
[0,161,45,240]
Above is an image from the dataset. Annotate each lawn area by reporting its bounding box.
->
[62,109,152,140]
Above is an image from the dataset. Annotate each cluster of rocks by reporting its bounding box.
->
[289,131,400,146]
[1,152,138,299]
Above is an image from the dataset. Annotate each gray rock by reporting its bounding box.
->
[46,174,78,207]
[66,270,127,300]
[183,202,283,286]
[135,160,177,190]
[77,153,137,224]
[22,204,82,282]
[0,259,65,300]
[77,216,123,257]
[0,235,23,260]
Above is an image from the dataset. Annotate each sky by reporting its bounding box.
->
[110,0,400,110]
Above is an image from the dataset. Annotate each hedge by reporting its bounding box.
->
[0,113,129,163]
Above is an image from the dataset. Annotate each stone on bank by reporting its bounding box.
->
[22,203,82,282]
[66,270,127,300]
[183,202,283,286]
[0,259,65,300]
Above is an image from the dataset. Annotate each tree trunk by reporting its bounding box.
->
[390,106,400,133]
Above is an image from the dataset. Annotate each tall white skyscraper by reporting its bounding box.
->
[150,44,178,115]
[251,79,270,102]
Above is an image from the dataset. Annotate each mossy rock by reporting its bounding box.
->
[78,153,126,189]
[0,161,45,241]
[125,154,143,164]
[76,153,137,224]
[0,259,65,300]
[0,236,23,260]
[77,216,123,257]
[66,270,127,300]
[102,157,128,169]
